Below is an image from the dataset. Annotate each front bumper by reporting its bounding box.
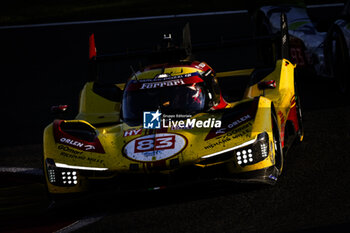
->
[45,157,279,195]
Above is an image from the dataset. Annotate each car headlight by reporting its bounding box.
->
[235,132,269,166]
[45,158,79,187]
[200,132,270,167]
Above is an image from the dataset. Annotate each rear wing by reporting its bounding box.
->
[88,12,290,81]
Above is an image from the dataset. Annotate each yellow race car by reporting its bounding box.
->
[43,16,303,195]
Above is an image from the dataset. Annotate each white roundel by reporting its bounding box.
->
[124,133,187,162]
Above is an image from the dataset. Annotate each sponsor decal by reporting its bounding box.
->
[60,138,84,148]
[59,150,104,164]
[123,128,142,137]
[195,62,207,69]
[59,137,96,151]
[204,137,232,150]
[86,157,104,164]
[123,133,187,162]
[57,145,83,155]
[204,123,252,150]
[140,79,185,89]
[126,75,204,91]
[225,114,251,128]
[205,100,258,140]
[205,114,252,140]
[60,152,86,161]
[53,120,105,153]
[137,73,195,83]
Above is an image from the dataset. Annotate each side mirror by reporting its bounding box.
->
[51,105,68,119]
[258,80,276,90]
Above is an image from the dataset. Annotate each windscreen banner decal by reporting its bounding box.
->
[123,133,187,162]
[126,75,203,91]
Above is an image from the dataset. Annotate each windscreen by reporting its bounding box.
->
[122,83,206,125]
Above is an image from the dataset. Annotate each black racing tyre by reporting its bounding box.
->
[294,79,304,143]
[325,25,350,94]
[42,158,71,205]
[272,113,284,176]
[42,158,59,208]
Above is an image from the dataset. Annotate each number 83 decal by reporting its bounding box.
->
[123,133,187,162]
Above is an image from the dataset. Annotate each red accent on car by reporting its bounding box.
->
[287,97,299,132]
[89,34,97,60]
[277,110,289,148]
[51,105,68,113]
[211,93,228,110]
[143,61,213,72]
[280,125,285,148]
[53,120,105,153]
[58,105,68,111]
[258,80,276,89]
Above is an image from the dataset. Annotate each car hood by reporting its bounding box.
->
[95,100,259,171]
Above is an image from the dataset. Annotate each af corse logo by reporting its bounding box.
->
[143,110,161,129]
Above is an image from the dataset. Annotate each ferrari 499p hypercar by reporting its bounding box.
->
[43,16,303,195]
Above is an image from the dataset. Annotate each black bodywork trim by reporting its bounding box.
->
[75,165,278,193]
[249,67,275,86]
[92,82,122,102]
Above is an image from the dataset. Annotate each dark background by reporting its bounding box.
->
[0,2,345,147]
[0,12,257,146]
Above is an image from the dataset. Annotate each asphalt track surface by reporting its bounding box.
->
[1,6,350,233]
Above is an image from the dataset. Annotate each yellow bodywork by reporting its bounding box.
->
[44,59,296,194]
[76,82,121,124]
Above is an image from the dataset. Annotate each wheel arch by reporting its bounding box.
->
[324,22,350,77]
